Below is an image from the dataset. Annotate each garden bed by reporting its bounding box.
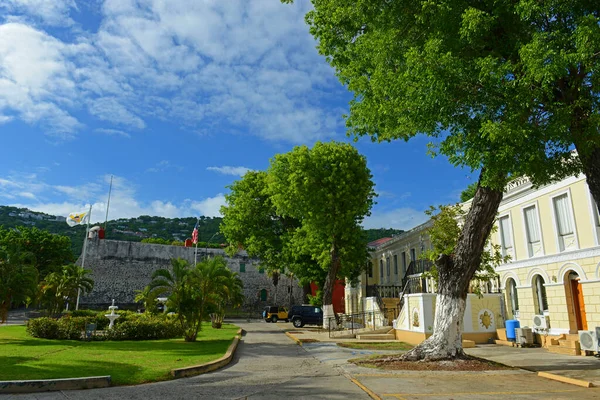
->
[0,324,239,385]
[352,355,513,371]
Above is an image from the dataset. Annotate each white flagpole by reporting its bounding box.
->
[76,204,93,310]
[104,175,113,231]
[194,218,199,267]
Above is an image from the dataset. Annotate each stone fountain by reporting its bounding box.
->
[105,299,120,329]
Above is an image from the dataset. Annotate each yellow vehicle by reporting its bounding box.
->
[263,306,289,323]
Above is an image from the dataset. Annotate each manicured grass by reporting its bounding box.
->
[0,323,238,385]
[337,342,413,351]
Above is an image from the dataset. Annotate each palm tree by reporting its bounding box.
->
[0,243,37,323]
[39,264,93,316]
[148,258,200,341]
[204,260,244,328]
[134,285,158,314]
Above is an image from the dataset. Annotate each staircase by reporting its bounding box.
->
[357,328,396,341]
[546,334,582,356]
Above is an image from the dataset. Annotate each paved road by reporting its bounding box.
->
[2,320,370,400]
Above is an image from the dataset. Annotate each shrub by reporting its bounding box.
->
[27,317,60,339]
[102,317,183,341]
[27,314,183,341]
[71,309,98,318]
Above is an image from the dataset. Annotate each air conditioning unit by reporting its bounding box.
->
[578,328,600,352]
[532,315,549,330]
[515,327,534,345]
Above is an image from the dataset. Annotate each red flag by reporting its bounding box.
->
[192,221,199,244]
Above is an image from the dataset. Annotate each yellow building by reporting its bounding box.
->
[347,173,599,348]
[489,174,600,343]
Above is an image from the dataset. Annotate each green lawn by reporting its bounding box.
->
[337,342,413,351]
[0,323,239,385]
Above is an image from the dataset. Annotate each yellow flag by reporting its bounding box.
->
[66,211,89,227]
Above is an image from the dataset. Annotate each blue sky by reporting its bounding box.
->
[0,0,474,230]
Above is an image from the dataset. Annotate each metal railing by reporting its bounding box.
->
[327,309,397,338]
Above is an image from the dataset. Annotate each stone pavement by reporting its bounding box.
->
[466,345,600,387]
[283,324,600,399]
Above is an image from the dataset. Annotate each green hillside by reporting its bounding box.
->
[0,206,403,258]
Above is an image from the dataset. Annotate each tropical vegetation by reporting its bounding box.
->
[1,324,238,385]
[221,141,375,328]
[146,256,243,341]
[285,0,600,360]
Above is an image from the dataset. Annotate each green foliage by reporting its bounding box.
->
[134,285,159,314]
[267,142,375,302]
[0,241,38,322]
[148,257,243,342]
[102,317,183,341]
[296,0,597,189]
[38,264,94,316]
[460,183,478,202]
[222,141,375,309]
[0,226,73,278]
[420,204,509,295]
[0,206,226,258]
[2,324,239,386]
[26,315,182,341]
[307,290,323,307]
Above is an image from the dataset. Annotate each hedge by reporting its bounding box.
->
[27,314,183,341]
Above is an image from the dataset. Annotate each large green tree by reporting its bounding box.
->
[286,0,599,359]
[148,256,242,341]
[38,264,94,316]
[0,242,37,322]
[220,170,315,304]
[267,141,375,327]
[0,227,73,278]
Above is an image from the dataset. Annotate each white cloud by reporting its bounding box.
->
[363,207,430,231]
[206,166,251,177]
[190,194,226,218]
[2,172,223,222]
[0,0,345,143]
[95,128,131,138]
[0,23,82,138]
[1,0,77,26]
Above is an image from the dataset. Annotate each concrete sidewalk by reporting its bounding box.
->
[466,344,600,387]
[284,325,600,399]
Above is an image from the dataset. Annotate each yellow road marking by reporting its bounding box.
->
[349,376,383,400]
[381,388,583,398]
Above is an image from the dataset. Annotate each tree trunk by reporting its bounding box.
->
[322,245,341,329]
[402,174,504,361]
[574,143,600,208]
[302,283,311,304]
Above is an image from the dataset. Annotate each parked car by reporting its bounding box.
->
[288,305,323,328]
[263,306,288,323]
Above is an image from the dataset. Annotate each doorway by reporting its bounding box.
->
[565,272,587,331]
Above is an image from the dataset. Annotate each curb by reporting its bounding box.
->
[0,376,111,394]
[537,372,594,388]
[171,328,244,379]
[285,331,302,346]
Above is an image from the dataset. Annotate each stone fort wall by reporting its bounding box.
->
[77,239,303,311]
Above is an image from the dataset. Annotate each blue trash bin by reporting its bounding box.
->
[505,319,520,341]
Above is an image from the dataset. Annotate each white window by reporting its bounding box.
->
[552,193,576,252]
[533,275,548,314]
[498,215,513,258]
[506,278,519,318]
[523,205,543,257]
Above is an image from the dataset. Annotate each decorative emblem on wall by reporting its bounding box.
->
[412,308,420,327]
[478,309,495,330]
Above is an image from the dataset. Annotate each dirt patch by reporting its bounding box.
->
[354,355,512,371]
[299,338,320,343]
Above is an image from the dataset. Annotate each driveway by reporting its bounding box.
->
[2,320,370,400]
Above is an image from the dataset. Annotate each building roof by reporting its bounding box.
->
[368,237,394,248]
